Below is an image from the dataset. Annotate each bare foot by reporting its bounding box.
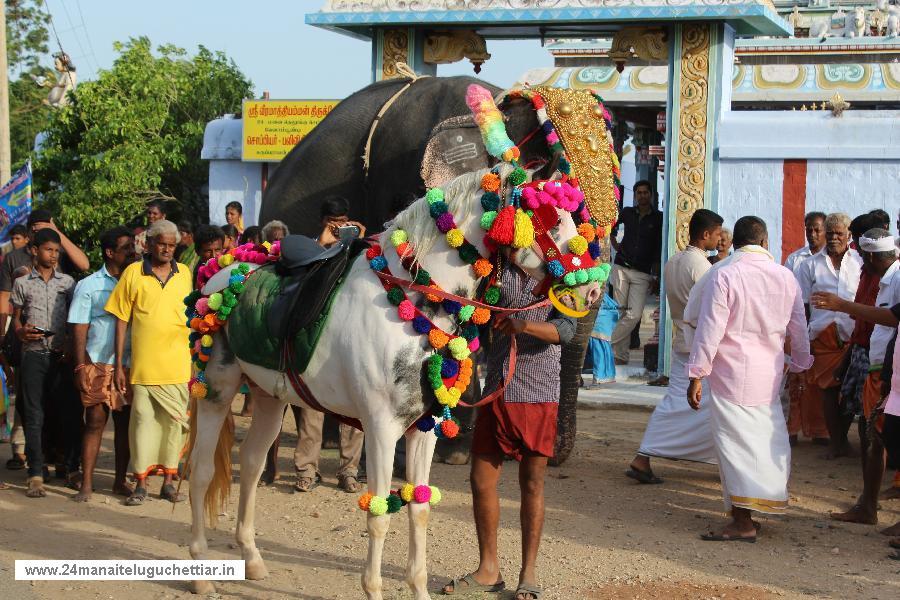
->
[880,521,900,536]
[882,486,900,501]
[831,504,877,525]
[73,487,92,502]
[26,477,46,498]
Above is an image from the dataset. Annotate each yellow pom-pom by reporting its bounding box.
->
[446,228,464,248]
[435,386,453,406]
[568,236,588,256]
[400,483,415,503]
[262,241,272,251]
[218,254,235,267]
[358,492,373,511]
[390,230,408,247]
[368,496,388,516]
[200,334,214,348]
[512,209,535,249]
[428,486,442,506]
[577,222,596,242]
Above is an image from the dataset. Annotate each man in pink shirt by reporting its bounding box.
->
[687,216,813,543]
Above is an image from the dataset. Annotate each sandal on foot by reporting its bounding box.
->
[337,474,362,494]
[442,573,505,595]
[160,484,186,503]
[6,456,25,470]
[625,468,663,485]
[700,531,756,543]
[65,472,83,491]
[125,487,147,506]
[293,474,321,493]
[25,477,46,498]
[515,583,543,600]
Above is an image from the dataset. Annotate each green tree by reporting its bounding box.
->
[34,37,253,253]
[6,0,53,169]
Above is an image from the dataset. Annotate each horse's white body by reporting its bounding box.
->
[187,167,593,599]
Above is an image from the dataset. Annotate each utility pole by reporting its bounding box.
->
[0,4,10,184]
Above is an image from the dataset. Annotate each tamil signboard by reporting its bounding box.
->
[241,99,339,162]
[0,163,32,244]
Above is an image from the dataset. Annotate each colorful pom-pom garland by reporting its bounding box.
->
[358,484,442,516]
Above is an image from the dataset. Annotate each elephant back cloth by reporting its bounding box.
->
[227,239,367,379]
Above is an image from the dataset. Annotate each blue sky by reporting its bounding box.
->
[43,0,553,100]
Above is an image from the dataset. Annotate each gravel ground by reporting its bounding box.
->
[0,400,898,599]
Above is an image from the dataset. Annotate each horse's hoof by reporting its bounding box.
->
[245,560,269,580]
[191,579,216,595]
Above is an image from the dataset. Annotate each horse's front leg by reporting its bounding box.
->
[360,421,404,600]
[405,428,438,600]
[236,387,286,580]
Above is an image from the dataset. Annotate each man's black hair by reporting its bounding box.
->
[27,209,52,228]
[194,224,225,252]
[225,201,243,214]
[9,224,27,238]
[633,180,652,193]
[732,216,767,248]
[146,198,167,214]
[31,228,60,247]
[177,220,194,235]
[100,226,134,254]
[239,225,262,245]
[320,196,350,220]
[220,224,239,239]
[804,211,826,224]
[869,209,891,230]
[688,208,724,242]
[850,213,878,240]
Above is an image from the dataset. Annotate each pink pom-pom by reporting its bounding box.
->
[197,265,209,282]
[537,191,555,206]
[613,186,622,200]
[270,241,281,256]
[567,186,584,204]
[398,300,415,321]
[193,340,202,354]
[468,337,480,352]
[546,131,559,145]
[522,187,538,203]
[580,207,591,222]
[196,297,210,316]
[207,260,221,275]
[524,195,540,210]
[413,485,431,504]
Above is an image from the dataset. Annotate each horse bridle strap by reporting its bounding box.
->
[528,203,564,298]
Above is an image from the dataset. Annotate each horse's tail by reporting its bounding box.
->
[182,397,236,527]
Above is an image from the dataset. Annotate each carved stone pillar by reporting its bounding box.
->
[657,21,734,375]
[373,28,436,82]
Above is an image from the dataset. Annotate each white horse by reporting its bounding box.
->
[187,165,601,599]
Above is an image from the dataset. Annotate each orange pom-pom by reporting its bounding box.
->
[426,283,442,303]
[428,328,449,349]
[190,317,202,331]
[596,225,606,239]
[472,307,491,325]
[358,492,373,511]
[488,205,516,246]
[577,223,596,242]
[473,258,493,278]
[203,313,217,326]
[396,242,411,258]
[440,419,460,438]
[198,353,210,363]
[481,172,501,193]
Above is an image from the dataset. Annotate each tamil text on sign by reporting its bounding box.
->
[242,100,338,162]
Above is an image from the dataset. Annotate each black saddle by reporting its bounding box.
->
[266,234,368,369]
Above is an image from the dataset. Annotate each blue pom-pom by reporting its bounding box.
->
[200,345,213,356]
[189,332,201,343]
[412,316,432,334]
[434,424,445,439]
[510,188,522,206]
[429,201,449,219]
[196,370,206,383]
[416,416,435,432]
[442,299,461,315]
[588,241,601,260]
[441,359,460,379]
[558,157,571,175]
[547,260,565,278]
[185,319,193,328]
[541,121,554,134]
[481,192,500,212]
[369,256,387,271]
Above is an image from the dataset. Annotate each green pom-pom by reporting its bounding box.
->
[184,290,201,307]
[230,282,245,294]
[237,263,251,275]
[428,485,442,505]
[575,269,589,284]
[484,286,500,305]
[506,167,527,187]
[587,266,601,281]
[480,192,500,212]
[480,211,497,231]
[425,188,444,204]
[558,157,571,175]
[386,494,403,514]
[414,269,431,285]
[563,273,577,287]
[600,263,611,276]
[387,287,405,306]
[427,354,443,388]
[368,496,388,516]
[390,230,408,247]
[218,305,232,317]
[463,323,480,340]
[458,244,479,265]
[207,293,223,311]
[458,305,475,322]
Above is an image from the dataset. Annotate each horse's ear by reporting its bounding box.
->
[420,115,491,189]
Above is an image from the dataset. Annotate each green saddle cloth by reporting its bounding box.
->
[227,265,347,374]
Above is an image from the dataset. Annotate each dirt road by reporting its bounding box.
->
[0,401,898,599]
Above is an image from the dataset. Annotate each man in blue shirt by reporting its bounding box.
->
[68,227,137,502]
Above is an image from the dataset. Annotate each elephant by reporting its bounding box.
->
[259,75,597,465]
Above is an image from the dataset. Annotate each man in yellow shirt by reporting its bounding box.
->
[105,219,192,506]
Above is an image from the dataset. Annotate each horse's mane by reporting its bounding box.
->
[389,164,515,263]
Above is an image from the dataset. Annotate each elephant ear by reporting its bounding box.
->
[420,115,491,190]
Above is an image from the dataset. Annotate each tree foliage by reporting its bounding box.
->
[6,0,52,169]
[34,37,253,250]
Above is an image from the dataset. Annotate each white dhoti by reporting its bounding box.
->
[709,390,790,514]
[637,352,717,464]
